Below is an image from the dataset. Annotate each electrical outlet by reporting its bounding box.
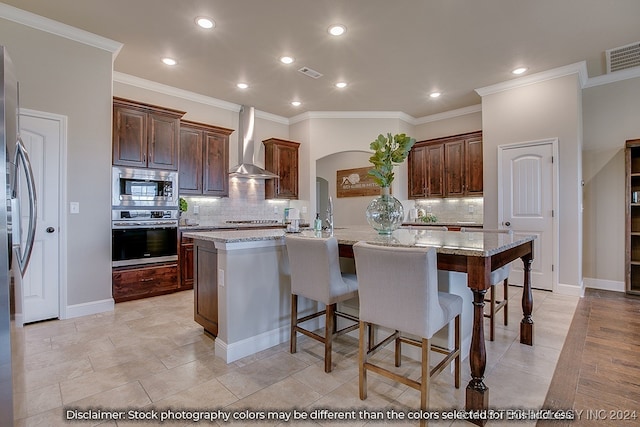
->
[193,205,200,214]
[301,206,307,214]
[468,204,474,213]
[273,206,278,213]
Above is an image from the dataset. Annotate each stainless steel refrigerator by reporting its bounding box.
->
[1,45,37,427]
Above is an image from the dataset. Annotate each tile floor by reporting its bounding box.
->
[11,286,579,426]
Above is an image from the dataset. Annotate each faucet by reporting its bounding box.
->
[325,196,334,234]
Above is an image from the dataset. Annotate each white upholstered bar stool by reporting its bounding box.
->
[285,235,359,373]
[460,227,512,341]
[352,242,461,421]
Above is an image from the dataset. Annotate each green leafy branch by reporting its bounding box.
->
[368,133,416,187]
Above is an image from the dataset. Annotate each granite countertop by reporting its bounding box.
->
[179,222,309,231]
[183,225,534,257]
[402,221,483,228]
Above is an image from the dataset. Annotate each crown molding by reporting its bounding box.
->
[475,62,588,97]
[414,104,482,125]
[0,3,122,57]
[113,72,290,125]
[289,110,415,125]
[583,66,640,88]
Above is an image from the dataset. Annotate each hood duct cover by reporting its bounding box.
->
[229,106,279,179]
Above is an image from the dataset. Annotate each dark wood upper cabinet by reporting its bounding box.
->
[113,97,185,170]
[465,136,484,196]
[408,131,483,199]
[444,140,465,196]
[178,120,233,197]
[263,138,300,199]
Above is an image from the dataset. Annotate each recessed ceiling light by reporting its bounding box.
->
[195,16,215,29]
[236,83,249,89]
[280,56,295,64]
[335,82,348,88]
[328,24,346,36]
[162,57,177,66]
[291,101,301,107]
[512,67,528,75]
[430,92,441,98]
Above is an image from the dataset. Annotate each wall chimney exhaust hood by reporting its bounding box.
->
[229,106,279,179]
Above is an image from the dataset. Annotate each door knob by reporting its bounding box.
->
[46,227,55,233]
[504,221,511,227]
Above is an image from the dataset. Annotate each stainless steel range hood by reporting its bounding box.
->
[229,105,279,179]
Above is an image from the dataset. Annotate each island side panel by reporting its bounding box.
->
[193,239,218,337]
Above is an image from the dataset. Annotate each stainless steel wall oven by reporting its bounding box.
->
[111,209,178,267]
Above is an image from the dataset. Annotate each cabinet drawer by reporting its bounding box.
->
[112,263,178,302]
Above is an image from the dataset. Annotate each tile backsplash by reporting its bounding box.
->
[179,178,291,225]
[409,197,483,224]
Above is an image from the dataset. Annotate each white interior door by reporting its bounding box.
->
[499,140,556,291]
[17,112,61,323]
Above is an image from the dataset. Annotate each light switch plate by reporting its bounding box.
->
[218,268,224,287]
[70,202,80,214]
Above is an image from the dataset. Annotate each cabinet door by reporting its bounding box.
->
[408,145,427,198]
[178,126,203,194]
[465,137,483,195]
[148,113,179,170]
[194,240,218,336]
[426,144,444,197]
[180,240,194,289]
[203,131,229,196]
[113,105,147,167]
[275,143,298,199]
[445,140,465,196]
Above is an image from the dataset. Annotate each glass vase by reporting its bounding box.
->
[365,187,404,235]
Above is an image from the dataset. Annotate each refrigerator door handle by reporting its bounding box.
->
[13,136,37,276]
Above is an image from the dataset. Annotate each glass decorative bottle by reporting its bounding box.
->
[365,186,404,235]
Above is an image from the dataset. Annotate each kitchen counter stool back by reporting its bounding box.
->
[460,227,512,341]
[353,242,461,425]
[285,235,359,373]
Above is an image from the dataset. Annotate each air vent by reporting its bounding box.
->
[606,41,640,73]
[298,66,323,79]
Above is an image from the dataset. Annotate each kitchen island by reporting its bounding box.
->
[184,225,535,420]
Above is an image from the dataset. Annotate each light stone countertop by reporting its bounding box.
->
[183,225,535,257]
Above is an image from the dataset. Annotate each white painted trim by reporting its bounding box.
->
[18,108,69,321]
[414,104,482,125]
[584,277,625,293]
[476,62,588,97]
[215,325,290,363]
[584,66,640,88]
[497,138,559,292]
[65,298,114,319]
[0,3,122,57]
[556,283,584,297]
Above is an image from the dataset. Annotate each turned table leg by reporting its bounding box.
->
[466,288,488,426]
[520,253,534,345]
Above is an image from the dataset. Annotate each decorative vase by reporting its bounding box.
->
[365,187,404,235]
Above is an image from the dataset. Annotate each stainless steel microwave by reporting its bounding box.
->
[112,166,178,208]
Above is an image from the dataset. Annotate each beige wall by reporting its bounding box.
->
[582,77,640,287]
[0,19,114,306]
[414,110,482,141]
[481,74,583,293]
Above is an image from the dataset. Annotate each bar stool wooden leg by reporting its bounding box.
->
[455,315,461,389]
[358,321,368,400]
[420,337,430,427]
[324,303,336,373]
[290,294,298,353]
[503,278,509,326]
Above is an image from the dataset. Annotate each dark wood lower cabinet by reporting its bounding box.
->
[193,239,218,337]
[112,262,179,303]
[180,235,194,289]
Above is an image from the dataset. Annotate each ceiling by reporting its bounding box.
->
[4,0,640,118]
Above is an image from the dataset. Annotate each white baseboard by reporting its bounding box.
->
[65,298,115,319]
[216,325,290,363]
[584,277,625,293]
[555,282,584,297]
